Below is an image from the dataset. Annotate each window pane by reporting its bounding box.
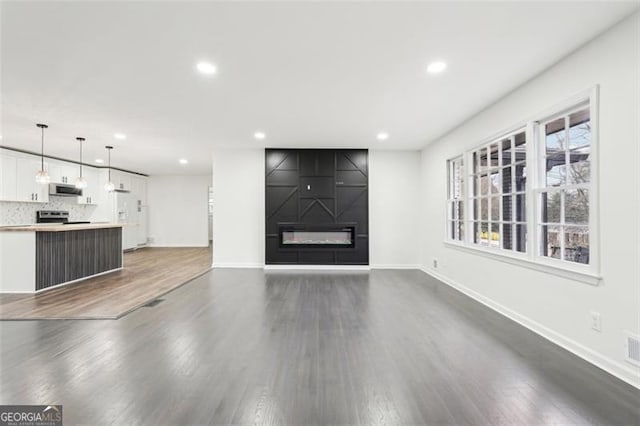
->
[516,224,527,253]
[567,151,590,184]
[480,198,488,221]
[564,226,589,264]
[515,164,527,191]
[541,191,561,223]
[501,138,511,165]
[541,225,562,259]
[460,162,465,197]
[502,195,512,222]
[565,189,589,224]
[568,110,590,150]
[503,223,513,250]
[490,170,500,194]
[514,132,526,163]
[490,196,500,222]
[479,149,488,172]
[474,222,480,244]
[502,166,512,193]
[474,198,480,220]
[545,118,565,153]
[458,221,465,241]
[545,157,565,186]
[515,194,526,222]
[478,222,489,246]
[490,222,500,247]
[480,174,489,196]
[489,144,499,168]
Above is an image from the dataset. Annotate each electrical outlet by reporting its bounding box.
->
[433,258,438,269]
[590,311,602,332]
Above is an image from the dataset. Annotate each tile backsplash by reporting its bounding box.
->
[0,197,98,225]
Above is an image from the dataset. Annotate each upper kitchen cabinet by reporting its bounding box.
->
[0,152,17,201]
[15,156,49,203]
[76,167,99,205]
[49,160,78,184]
[130,175,147,205]
[111,170,131,192]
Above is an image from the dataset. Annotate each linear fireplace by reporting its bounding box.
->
[266,149,368,265]
[280,226,355,249]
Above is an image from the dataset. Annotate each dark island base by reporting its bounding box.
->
[36,228,122,291]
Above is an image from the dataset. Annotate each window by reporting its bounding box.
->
[445,88,598,280]
[447,156,464,241]
[537,104,591,264]
[468,129,527,252]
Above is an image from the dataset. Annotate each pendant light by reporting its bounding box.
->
[75,137,88,189]
[35,123,50,184]
[104,145,115,192]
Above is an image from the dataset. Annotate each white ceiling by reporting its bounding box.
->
[1,1,637,176]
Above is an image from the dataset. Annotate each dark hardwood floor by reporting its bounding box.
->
[0,268,638,425]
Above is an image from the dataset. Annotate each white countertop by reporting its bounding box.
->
[0,223,123,232]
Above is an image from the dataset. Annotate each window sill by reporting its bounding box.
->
[443,241,602,286]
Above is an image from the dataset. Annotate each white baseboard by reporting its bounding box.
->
[420,266,640,390]
[370,264,421,270]
[213,263,264,269]
[148,244,210,248]
[264,265,370,271]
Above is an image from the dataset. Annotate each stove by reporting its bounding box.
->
[36,210,70,224]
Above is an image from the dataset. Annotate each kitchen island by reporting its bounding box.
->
[0,223,123,292]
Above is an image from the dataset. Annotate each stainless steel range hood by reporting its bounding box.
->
[49,183,82,197]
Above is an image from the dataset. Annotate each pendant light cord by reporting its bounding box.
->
[41,126,45,170]
[79,140,83,178]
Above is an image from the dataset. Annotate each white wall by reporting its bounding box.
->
[369,150,421,268]
[420,13,640,387]
[147,175,211,247]
[211,149,423,268]
[212,149,265,267]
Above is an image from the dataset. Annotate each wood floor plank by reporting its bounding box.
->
[0,268,638,425]
[0,247,212,319]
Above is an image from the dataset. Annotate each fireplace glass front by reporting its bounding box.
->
[280,228,355,248]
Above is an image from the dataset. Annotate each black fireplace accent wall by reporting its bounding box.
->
[265,149,368,265]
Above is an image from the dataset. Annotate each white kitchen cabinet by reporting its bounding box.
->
[77,167,99,205]
[137,206,148,246]
[130,175,147,205]
[0,154,17,201]
[111,170,131,192]
[49,160,78,185]
[129,175,148,246]
[16,157,49,203]
[122,224,138,251]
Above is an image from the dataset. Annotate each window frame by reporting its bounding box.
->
[444,87,600,285]
[446,156,465,242]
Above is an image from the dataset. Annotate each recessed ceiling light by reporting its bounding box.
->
[254,131,266,140]
[179,158,189,165]
[114,133,127,140]
[426,61,447,74]
[196,62,217,75]
[95,158,104,164]
[376,132,389,141]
